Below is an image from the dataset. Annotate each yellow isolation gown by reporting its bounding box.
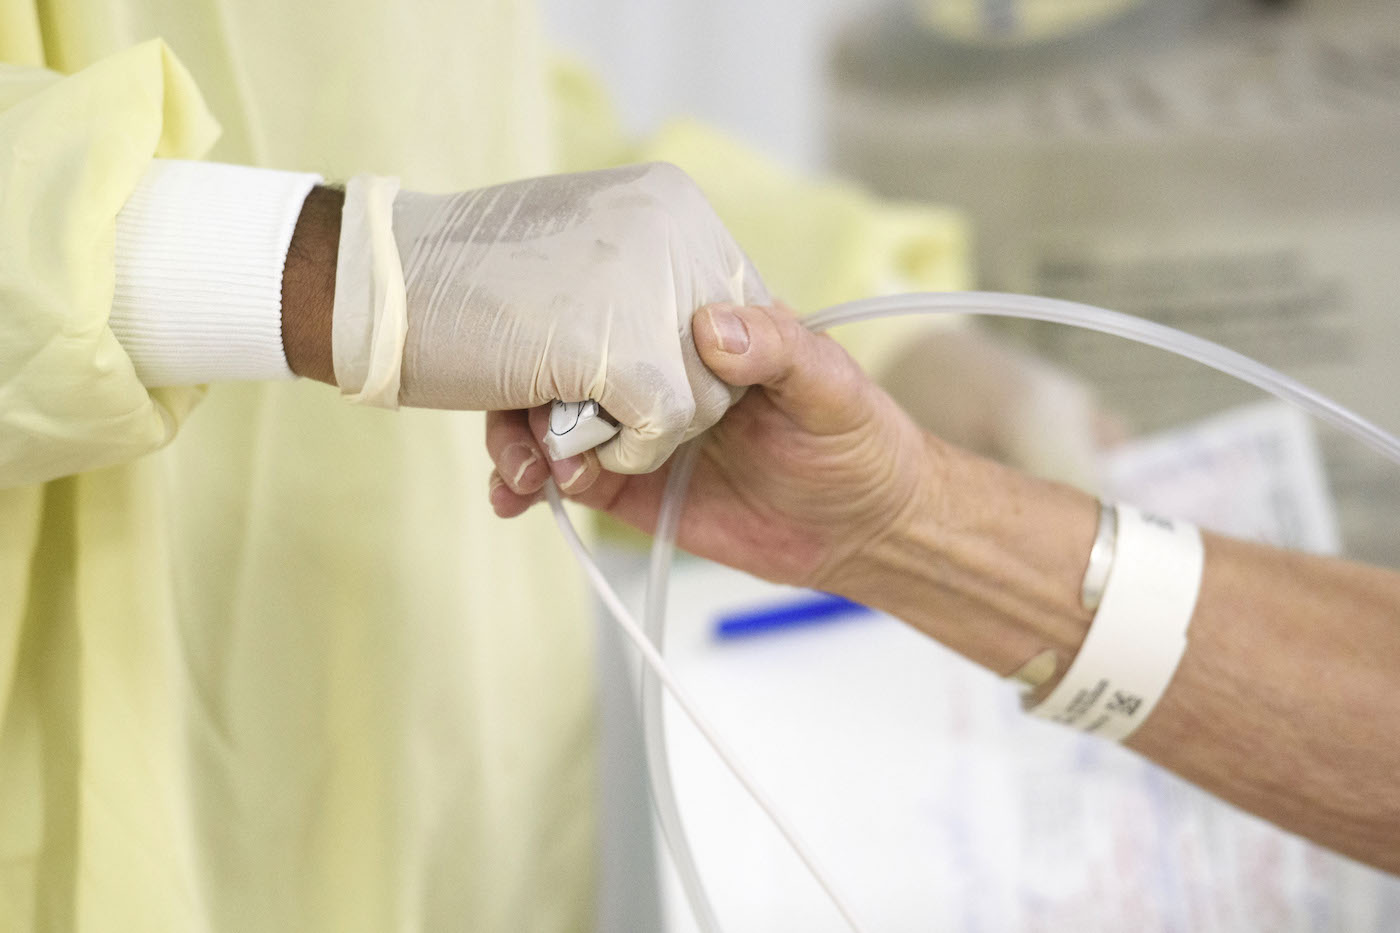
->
[0,4,967,930]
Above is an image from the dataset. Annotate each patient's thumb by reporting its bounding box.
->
[693,302,871,435]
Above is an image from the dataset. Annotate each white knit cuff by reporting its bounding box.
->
[111,159,323,386]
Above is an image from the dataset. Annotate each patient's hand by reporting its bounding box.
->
[492,307,1400,881]
[485,302,936,591]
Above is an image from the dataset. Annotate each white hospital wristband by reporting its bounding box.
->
[1027,504,1205,741]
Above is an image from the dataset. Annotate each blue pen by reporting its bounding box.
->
[714,592,873,641]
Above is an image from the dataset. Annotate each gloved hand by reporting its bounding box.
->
[485,301,937,592]
[332,163,769,474]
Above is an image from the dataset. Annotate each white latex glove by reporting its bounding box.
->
[332,163,769,473]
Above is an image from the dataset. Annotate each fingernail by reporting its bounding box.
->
[501,444,542,491]
[707,305,750,354]
[552,455,588,490]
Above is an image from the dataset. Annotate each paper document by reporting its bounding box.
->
[642,560,1398,933]
[1101,401,1342,555]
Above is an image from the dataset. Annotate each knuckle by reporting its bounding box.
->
[823,339,865,394]
[657,394,697,434]
[771,309,805,363]
[642,161,696,195]
[640,161,711,221]
[694,378,735,423]
[741,259,771,306]
[484,412,522,451]
[636,450,671,475]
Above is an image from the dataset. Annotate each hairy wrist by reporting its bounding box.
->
[281,185,343,385]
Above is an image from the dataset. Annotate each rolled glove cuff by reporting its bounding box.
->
[332,174,406,407]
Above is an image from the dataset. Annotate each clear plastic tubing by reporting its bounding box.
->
[549,291,1400,933]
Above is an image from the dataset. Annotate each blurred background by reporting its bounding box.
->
[540,1,1400,929]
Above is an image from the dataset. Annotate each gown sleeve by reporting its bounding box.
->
[0,40,220,488]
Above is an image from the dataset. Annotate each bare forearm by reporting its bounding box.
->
[1134,534,1400,871]
[844,436,1400,872]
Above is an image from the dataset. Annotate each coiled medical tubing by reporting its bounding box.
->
[545,292,1400,933]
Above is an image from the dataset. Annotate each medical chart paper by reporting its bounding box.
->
[639,562,1396,932]
[1100,400,1342,556]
